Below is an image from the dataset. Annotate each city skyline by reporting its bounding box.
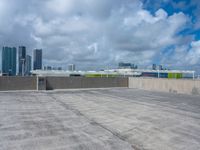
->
[1,46,43,76]
[0,44,198,74]
[0,0,200,73]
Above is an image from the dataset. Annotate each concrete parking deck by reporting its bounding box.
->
[0,88,200,150]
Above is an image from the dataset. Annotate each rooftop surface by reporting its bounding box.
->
[0,88,200,150]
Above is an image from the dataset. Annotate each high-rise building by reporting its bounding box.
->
[47,66,52,70]
[58,67,62,70]
[159,65,163,70]
[33,49,42,70]
[18,46,26,76]
[25,55,32,76]
[152,64,157,70]
[118,62,136,69]
[2,47,17,76]
[44,66,52,70]
[68,64,75,71]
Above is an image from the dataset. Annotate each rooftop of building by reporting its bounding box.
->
[0,88,200,150]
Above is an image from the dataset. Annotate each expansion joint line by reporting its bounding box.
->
[48,94,143,150]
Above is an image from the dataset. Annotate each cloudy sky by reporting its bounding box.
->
[0,0,200,72]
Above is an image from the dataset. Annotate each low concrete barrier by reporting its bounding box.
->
[0,77,128,91]
[129,77,200,95]
[0,76,37,91]
[46,77,128,90]
[2,76,199,95]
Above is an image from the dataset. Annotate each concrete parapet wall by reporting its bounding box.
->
[1,76,199,96]
[0,77,128,91]
[46,77,128,90]
[129,77,200,95]
[0,76,37,91]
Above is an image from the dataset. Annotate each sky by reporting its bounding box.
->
[0,0,200,72]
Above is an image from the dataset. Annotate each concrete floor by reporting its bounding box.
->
[0,88,200,150]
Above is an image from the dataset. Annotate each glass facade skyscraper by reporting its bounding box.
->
[25,55,32,75]
[2,47,17,76]
[33,49,42,70]
[18,46,26,76]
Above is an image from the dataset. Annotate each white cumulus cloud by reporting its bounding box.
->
[0,0,198,71]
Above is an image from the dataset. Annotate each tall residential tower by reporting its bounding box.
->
[2,47,17,76]
[33,49,42,70]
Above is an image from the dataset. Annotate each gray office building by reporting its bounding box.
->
[33,49,42,70]
[18,46,26,76]
[25,55,32,75]
[2,47,17,76]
